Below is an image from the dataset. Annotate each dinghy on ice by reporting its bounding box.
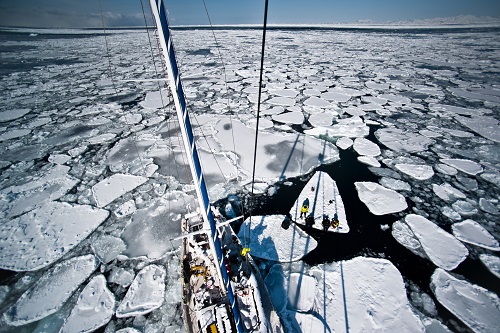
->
[290,171,349,233]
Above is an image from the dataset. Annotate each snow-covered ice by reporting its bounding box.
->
[432,183,466,202]
[379,177,411,191]
[431,268,500,333]
[0,108,31,122]
[1,25,499,333]
[92,173,148,208]
[394,214,468,270]
[237,215,317,262]
[272,111,304,125]
[357,155,381,167]
[375,128,433,153]
[116,265,166,318]
[336,137,353,150]
[395,163,434,180]
[279,257,425,332]
[480,254,500,279]
[286,273,316,311]
[91,234,127,264]
[0,202,109,271]
[3,255,98,326]
[355,182,408,215]
[452,219,500,251]
[479,198,499,215]
[353,137,381,156]
[60,275,115,333]
[440,158,483,175]
[305,116,369,138]
[0,164,79,218]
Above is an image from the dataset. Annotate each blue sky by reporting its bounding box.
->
[0,0,499,28]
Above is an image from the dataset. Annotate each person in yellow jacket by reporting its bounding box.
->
[240,247,250,257]
[300,198,310,219]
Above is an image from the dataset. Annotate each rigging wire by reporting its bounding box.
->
[166,0,236,188]
[250,1,270,191]
[248,0,270,245]
[199,0,245,229]
[145,2,195,197]
[98,0,148,177]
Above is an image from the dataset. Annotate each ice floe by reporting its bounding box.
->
[237,215,317,262]
[120,194,187,259]
[432,183,466,202]
[91,235,127,264]
[431,268,500,333]
[336,137,353,150]
[213,118,339,183]
[303,96,331,108]
[479,198,499,215]
[480,254,500,279]
[0,108,31,122]
[452,219,499,251]
[440,158,483,175]
[353,137,381,156]
[92,173,148,208]
[453,114,500,143]
[2,25,500,333]
[375,128,433,153]
[395,163,434,180]
[306,116,369,138]
[48,153,71,165]
[0,202,109,271]
[393,214,468,270]
[357,155,381,167]
[355,182,408,215]
[434,163,458,176]
[271,111,304,125]
[0,129,31,141]
[451,200,477,216]
[116,265,166,318]
[279,257,425,332]
[0,164,78,218]
[268,96,296,107]
[60,275,115,333]
[3,255,98,326]
[379,177,411,191]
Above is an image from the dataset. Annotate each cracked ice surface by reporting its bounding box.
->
[1,25,500,333]
[431,268,500,333]
[60,275,115,333]
[3,255,98,326]
[116,265,166,318]
[0,202,109,271]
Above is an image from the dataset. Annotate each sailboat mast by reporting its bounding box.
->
[148,1,243,332]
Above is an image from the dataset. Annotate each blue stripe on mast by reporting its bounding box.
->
[152,1,243,332]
